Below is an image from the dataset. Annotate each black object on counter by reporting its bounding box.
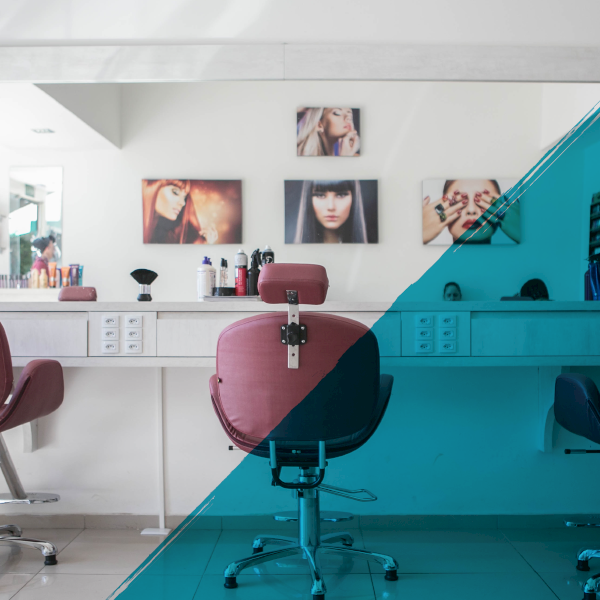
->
[213,287,235,296]
[131,269,158,301]
[247,249,261,296]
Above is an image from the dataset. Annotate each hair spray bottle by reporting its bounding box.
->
[235,249,248,296]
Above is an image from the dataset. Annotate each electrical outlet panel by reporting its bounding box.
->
[101,341,119,354]
[101,315,119,327]
[124,328,142,340]
[101,328,119,341]
[125,341,142,354]
[125,315,142,328]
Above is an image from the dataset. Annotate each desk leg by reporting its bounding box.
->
[538,366,569,453]
[141,367,171,536]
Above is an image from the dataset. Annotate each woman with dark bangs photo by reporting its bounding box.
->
[293,180,369,243]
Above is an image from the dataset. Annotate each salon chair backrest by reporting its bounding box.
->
[555,373,600,444]
[214,264,381,443]
[0,323,64,433]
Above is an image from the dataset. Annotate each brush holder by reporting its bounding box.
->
[138,284,152,302]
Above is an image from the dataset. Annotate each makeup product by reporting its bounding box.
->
[130,269,158,301]
[78,265,84,286]
[31,269,39,289]
[39,269,48,289]
[197,257,216,300]
[247,249,261,296]
[220,259,228,287]
[61,266,71,287]
[48,263,57,288]
[235,249,248,296]
[70,264,80,287]
[261,245,275,265]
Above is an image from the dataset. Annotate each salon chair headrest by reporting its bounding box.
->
[258,264,329,305]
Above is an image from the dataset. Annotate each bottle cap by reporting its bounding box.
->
[264,245,271,251]
[221,258,227,267]
[202,256,210,265]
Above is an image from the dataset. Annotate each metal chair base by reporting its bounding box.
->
[223,469,398,598]
[0,492,59,505]
[0,523,58,565]
[274,510,354,523]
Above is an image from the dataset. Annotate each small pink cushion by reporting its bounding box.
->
[258,264,328,305]
[58,287,97,301]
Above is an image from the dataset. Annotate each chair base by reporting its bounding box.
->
[274,510,354,523]
[0,493,59,505]
[222,468,398,598]
[0,523,58,565]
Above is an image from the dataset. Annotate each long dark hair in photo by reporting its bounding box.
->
[294,180,368,243]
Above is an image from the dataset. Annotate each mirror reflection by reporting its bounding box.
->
[9,166,62,283]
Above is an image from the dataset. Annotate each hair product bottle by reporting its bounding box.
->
[261,245,275,265]
[235,249,248,296]
[247,249,261,296]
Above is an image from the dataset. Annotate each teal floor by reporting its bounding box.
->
[0,526,599,599]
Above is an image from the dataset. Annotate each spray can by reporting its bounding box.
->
[247,249,261,296]
[235,249,248,296]
[261,245,275,265]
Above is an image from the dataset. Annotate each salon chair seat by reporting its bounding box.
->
[555,373,600,599]
[209,263,399,599]
[0,322,64,565]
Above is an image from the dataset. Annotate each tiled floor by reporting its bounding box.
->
[0,526,600,598]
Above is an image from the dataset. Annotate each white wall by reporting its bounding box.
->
[0,0,599,47]
[4,80,545,303]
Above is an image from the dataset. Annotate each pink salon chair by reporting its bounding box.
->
[209,264,398,599]
[0,322,64,565]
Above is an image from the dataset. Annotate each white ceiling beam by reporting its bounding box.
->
[0,44,600,83]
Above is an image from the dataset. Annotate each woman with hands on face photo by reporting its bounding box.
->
[423,179,520,245]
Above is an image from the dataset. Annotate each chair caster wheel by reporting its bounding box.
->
[577,559,590,571]
[44,555,57,566]
[253,546,263,554]
[384,569,398,581]
[313,595,325,599]
[584,590,597,600]
[224,576,238,589]
[343,542,353,547]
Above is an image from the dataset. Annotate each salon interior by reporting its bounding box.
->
[2,3,600,600]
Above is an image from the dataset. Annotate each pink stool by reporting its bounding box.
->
[0,323,64,565]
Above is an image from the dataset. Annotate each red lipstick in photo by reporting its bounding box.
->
[462,219,478,229]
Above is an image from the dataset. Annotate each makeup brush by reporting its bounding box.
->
[130,269,158,302]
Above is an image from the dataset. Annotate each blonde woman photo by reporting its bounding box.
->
[296,107,361,157]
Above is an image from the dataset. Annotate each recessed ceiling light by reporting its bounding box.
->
[31,128,55,134]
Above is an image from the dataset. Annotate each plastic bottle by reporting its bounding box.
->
[220,258,228,287]
[261,245,275,265]
[197,257,216,300]
[247,249,261,296]
[235,249,248,296]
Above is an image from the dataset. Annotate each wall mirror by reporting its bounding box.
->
[9,166,62,277]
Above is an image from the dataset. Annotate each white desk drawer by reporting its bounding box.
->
[0,312,88,357]
[157,312,263,357]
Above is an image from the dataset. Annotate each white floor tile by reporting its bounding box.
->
[39,529,162,575]
[0,574,36,599]
[0,529,82,575]
[360,529,533,574]
[195,573,376,599]
[371,573,557,600]
[11,574,125,600]
[536,571,594,600]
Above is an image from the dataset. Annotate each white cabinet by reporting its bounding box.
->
[0,312,88,357]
